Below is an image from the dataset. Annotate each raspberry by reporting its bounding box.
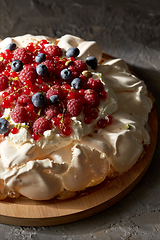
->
[42,59,64,78]
[32,117,51,134]
[87,78,104,91]
[0,61,5,73]
[13,48,32,64]
[16,95,32,106]
[45,45,62,57]
[84,89,100,107]
[42,59,55,72]
[69,60,87,76]
[67,98,83,116]
[46,86,64,100]
[0,74,9,91]
[19,65,37,84]
[44,106,60,118]
[10,106,28,123]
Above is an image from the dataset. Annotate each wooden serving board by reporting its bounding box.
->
[0,102,157,227]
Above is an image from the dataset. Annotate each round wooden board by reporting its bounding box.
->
[0,102,157,227]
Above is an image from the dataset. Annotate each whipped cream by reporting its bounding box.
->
[0,34,153,200]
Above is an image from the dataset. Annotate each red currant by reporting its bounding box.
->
[11,127,19,134]
[62,126,72,136]
[1,99,11,108]
[31,132,41,140]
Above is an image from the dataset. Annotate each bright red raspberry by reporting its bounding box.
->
[16,95,32,106]
[69,60,87,75]
[19,65,37,84]
[0,61,5,73]
[42,59,64,78]
[46,85,64,100]
[10,106,28,123]
[0,74,9,91]
[42,59,55,72]
[87,78,104,91]
[84,89,100,107]
[13,48,32,64]
[32,117,51,134]
[67,98,83,116]
[45,45,62,57]
[44,106,60,118]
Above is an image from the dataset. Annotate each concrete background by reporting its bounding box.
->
[0,0,160,239]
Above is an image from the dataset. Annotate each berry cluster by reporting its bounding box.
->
[0,39,112,139]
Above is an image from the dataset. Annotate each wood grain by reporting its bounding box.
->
[0,53,157,226]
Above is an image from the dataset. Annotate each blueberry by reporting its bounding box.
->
[35,53,46,63]
[36,64,48,76]
[32,92,47,108]
[11,60,23,72]
[0,118,9,134]
[86,56,98,70]
[6,42,16,51]
[66,47,80,58]
[60,69,72,80]
[71,78,83,90]
[49,95,59,104]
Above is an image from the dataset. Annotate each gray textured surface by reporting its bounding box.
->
[0,0,160,239]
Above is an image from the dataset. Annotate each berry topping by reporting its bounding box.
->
[71,78,83,90]
[0,118,9,134]
[35,53,46,63]
[67,98,83,116]
[32,92,47,108]
[0,74,9,91]
[11,60,23,72]
[86,56,98,69]
[49,95,59,104]
[11,106,27,123]
[19,65,37,84]
[13,47,31,65]
[66,47,80,58]
[32,117,51,134]
[84,89,100,107]
[60,68,72,80]
[0,38,112,139]
[6,42,16,51]
[36,64,48,76]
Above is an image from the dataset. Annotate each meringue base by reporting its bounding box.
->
[0,102,157,227]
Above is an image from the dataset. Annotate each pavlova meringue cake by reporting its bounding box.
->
[0,34,153,200]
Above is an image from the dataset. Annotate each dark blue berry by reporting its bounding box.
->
[71,78,83,90]
[11,60,23,72]
[0,118,9,134]
[66,47,80,58]
[32,92,47,108]
[86,56,98,69]
[6,42,16,51]
[60,68,72,80]
[49,95,59,104]
[36,64,48,76]
[35,53,46,63]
